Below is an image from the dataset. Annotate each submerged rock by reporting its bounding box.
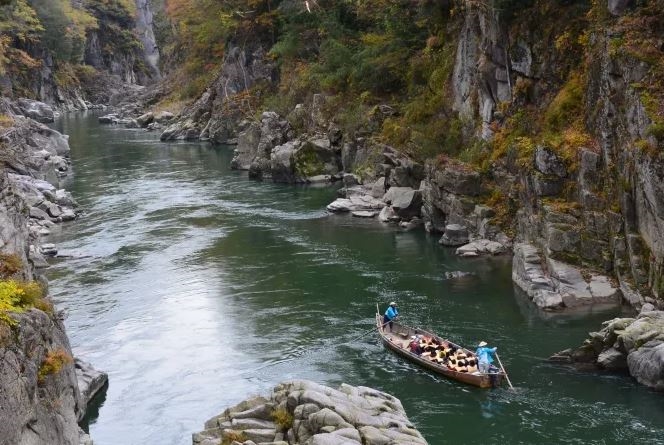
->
[193,380,427,445]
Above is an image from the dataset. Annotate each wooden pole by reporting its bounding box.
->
[495,352,514,389]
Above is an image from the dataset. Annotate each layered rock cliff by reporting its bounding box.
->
[0,99,106,444]
[0,0,161,110]
[152,0,664,388]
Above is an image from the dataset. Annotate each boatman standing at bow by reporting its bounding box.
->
[383,302,399,331]
[475,341,497,374]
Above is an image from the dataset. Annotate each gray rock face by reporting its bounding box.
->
[0,101,99,444]
[534,146,567,178]
[383,187,422,219]
[0,311,83,445]
[512,243,621,311]
[552,311,664,390]
[608,0,633,16]
[439,224,469,247]
[161,46,275,143]
[456,239,506,257]
[75,359,109,421]
[134,0,161,80]
[193,380,428,445]
[17,98,55,123]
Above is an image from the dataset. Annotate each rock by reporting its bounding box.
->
[193,380,426,445]
[136,112,154,127]
[124,119,140,129]
[352,211,377,218]
[378,206,399,223]
[370,177,386,198]
[154,110,175,123]
[75,359,108,420]
[307,175,332,184]
[146,122,163,131]
[40,243,57,256]
[400,217,423,231]
[641,303,656,313]
[327,195,385,213]
[608,0,633,16]
[534,146,567,178]
[383,187,422,218]
[455,239,506,256]
[627,341,664,390]
[597,347,627,370]
[513,243,621,311]
[17,98,55,123]
[30,206,51,221]
[342,174,361,187]
[439,224,469,247]
[98,113,119,124]
[552,311,664,390]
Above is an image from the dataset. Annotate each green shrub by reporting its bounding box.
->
[0,278,48,326]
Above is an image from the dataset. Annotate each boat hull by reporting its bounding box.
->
[376,313,505,389]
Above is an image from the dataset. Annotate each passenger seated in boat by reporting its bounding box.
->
[409,336,423,354]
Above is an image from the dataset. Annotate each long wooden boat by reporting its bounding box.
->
[376,307,506,388]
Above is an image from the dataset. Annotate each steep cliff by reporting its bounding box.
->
[0,0,161,109]
[155,2,645,304]
[0,99,106,443]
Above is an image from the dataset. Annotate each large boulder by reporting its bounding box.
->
[439,224,469,247]
[383,187,422,219]
[193,380,427,445]
[74,359,108,421]
[231,122,262,170]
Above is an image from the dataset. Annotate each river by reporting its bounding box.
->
[47,112,664,445]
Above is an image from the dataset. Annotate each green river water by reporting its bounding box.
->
[46,113,664,445]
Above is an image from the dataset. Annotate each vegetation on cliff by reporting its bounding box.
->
[0,0,144,96]
[0,254,51,327]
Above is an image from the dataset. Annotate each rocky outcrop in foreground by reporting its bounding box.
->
[1,98,107,444]
[551,308,664,390]
[194,380,427,445]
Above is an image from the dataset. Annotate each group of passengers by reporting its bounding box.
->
[383,302,499,375]
[408,335,481,373]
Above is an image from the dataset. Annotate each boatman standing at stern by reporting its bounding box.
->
[383,302,399,331]
[475,341,497,374]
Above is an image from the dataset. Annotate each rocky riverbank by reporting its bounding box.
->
[193,380,427,445]
[551,307,664,390]
[0,98,107,445]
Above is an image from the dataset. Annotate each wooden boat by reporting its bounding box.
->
[376,307,506,388]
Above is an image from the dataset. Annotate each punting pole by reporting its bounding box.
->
[495,352,514,389]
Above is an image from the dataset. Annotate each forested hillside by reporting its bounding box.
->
[153,0,664,312]
[0,0,155,105]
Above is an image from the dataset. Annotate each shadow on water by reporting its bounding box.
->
[46,113,664,445]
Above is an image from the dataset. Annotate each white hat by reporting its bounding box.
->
[389,301,397,306]
[478,341,487,347]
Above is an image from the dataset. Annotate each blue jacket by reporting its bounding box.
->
[384,306,399,321]
[475,346,497,364]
